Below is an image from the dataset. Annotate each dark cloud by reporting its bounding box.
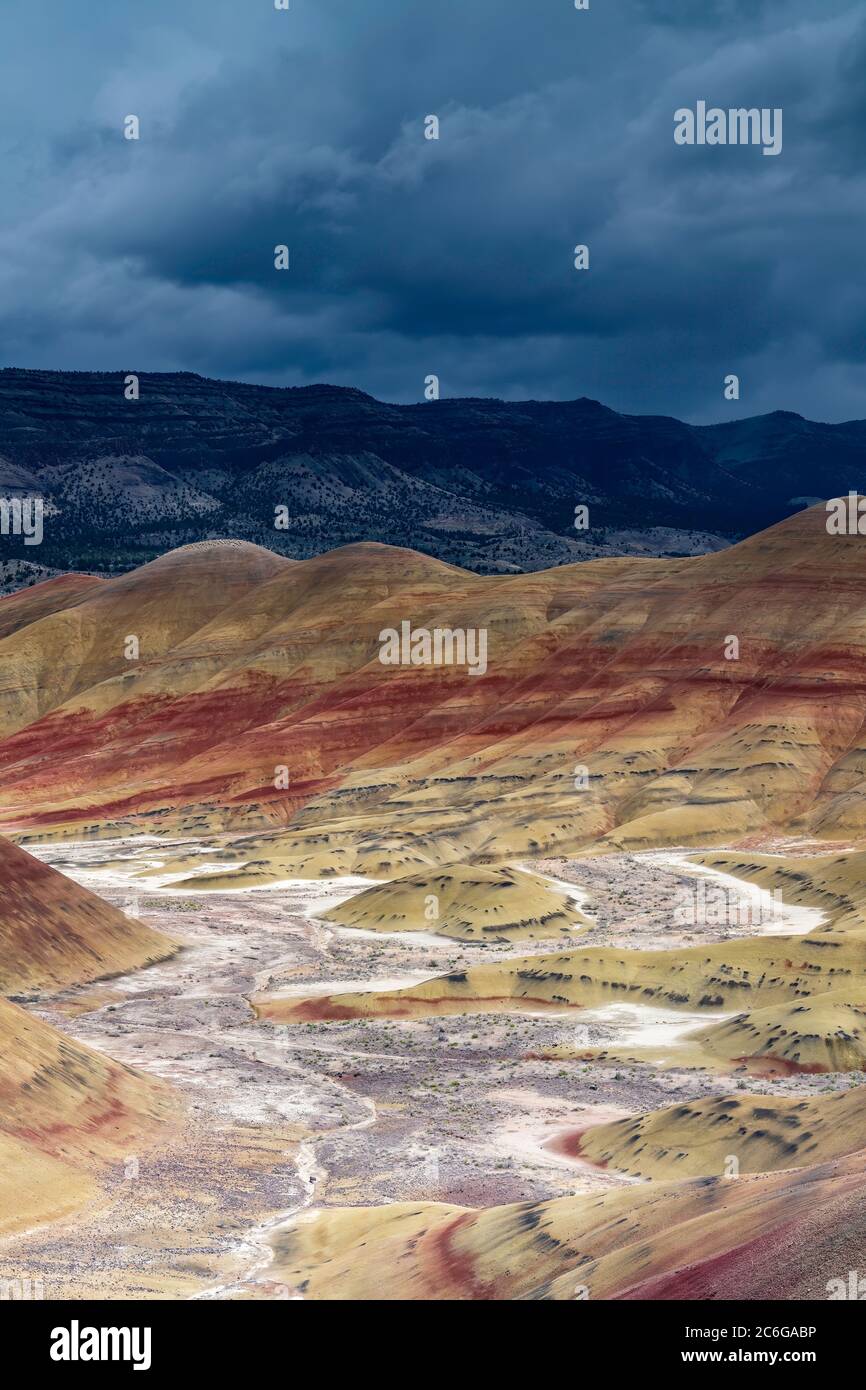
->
[0,0,862,420]
[636,0,776,25]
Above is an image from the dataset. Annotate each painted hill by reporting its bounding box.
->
[4,503,866,865]
[0,836,177,1234]
[0,836,175,994]
[535,853,866,1075]
[321,864,589,942]
[693,849,866,931]
[0,538,288,741]
[255,924,866,1024]
[0,996,175,1236]
[691,993,866,1074]
[576,1081,866,1181]
[543,990,866,1077]
[267,1148,866,1300]
[0,572,104,640]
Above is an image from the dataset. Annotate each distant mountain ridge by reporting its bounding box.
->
[0,368,863,586]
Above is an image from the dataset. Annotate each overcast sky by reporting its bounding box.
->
[0,0,862,420]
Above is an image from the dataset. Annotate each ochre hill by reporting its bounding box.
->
[543,990,866,1076]
[576,1082,866,1180]
[0,836,177,1235]
[4,505,866,864]
[534,852,866,1076]
[255,925,866,1024]
[691,993,866,1073]
[0,572,104,642]
[268,1148,866,1300]
[675,851,866,1073]
[321,864,589,942]
[693,849,866,931]
[0,996,176,1236]
[0,835,175,994]
[0,539,287,741]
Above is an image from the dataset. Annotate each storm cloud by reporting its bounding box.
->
[0,0,862,420]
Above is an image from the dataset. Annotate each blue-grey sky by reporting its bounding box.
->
[0,0,862,420]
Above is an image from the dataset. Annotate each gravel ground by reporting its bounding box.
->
[0,837,848,1300]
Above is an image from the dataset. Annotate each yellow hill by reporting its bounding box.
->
[0,997,176,1236]
[0,835,175,994]
[576,1082,866,1181]
[267,1147,866,1300]
[256,925,866,1023]
[0,540,289,740]
[322,863,589,942]
[542,990,866,1076]
[0,1133,98,1240]
[693,992,866,1074]
[530,852,866,1075]
[0,572,105,642]
[693,849,866,932]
